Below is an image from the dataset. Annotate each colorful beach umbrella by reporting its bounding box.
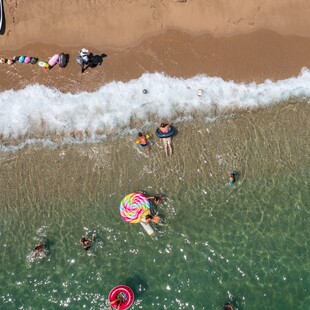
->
[120,192,150,224]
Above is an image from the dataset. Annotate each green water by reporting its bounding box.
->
[0,171,309,309]
[0,103,309,309]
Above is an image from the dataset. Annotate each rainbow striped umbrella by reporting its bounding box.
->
[120,192,150,224]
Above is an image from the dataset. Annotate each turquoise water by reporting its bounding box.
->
[0,147,309,309]
[0,99,309,309]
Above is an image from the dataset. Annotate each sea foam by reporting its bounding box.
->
[0,69,310,151]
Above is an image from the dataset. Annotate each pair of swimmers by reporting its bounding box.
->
[141,196,163,225]
[136,121,173,157]
[33,234,95,256]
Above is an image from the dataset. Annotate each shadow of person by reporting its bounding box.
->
[89,53,107,68]
[0,0,6,35]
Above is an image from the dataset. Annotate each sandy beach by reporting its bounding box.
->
[1,0,310,92]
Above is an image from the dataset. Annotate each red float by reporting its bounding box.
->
[108,285,134,309]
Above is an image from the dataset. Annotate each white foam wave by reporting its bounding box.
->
[0,69,310,151]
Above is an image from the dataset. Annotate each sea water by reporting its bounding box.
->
[0,71,309,309]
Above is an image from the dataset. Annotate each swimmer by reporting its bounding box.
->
[80,234,94,251]
[136,132,150,156]
[223,303,234,310]
[159,122,173,156]
[109,293,125,310]
[142,214,161,225]
[229,171,238,186]
[34,243,45,254]
[148,196,163,204]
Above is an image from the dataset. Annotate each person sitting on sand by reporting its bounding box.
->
[136,132,150,156]
[159,122,173,156]
[109,293,125,310]
[80,234,94,251]
[148,196,163,204]
[223,303,234,310]
[77,48,90,73]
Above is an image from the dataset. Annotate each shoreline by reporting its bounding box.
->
[1,29,310,93]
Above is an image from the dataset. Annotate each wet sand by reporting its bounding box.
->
[1,30,310,93]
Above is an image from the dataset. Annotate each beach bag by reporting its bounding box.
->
[89,55,102,68]
[7,58,14,65]
[30,57,38,64]
[58,53,67,68]
[48,54,59,67]
[18,56,25,63]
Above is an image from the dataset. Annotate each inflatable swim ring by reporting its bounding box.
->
[58,53,67,68]
[108,285,134,310]
[48,54,59,67]
[155,126,175,139]
[37,60,49,69]
[18,56,25,63]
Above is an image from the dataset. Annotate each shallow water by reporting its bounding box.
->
[0,101,309,309]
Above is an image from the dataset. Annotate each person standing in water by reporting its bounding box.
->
[136,132,150,156]
[159,122,173,156]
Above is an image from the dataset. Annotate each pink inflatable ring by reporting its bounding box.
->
[108,285,134,309]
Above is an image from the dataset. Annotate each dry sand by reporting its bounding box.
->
[1,0,310,92]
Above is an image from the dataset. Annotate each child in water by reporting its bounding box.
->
[148,196,163,204]
[229,171,238,186]
[136,132,150,156]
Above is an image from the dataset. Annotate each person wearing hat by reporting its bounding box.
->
[77,48,90,73]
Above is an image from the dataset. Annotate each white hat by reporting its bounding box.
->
[81,48,89,54]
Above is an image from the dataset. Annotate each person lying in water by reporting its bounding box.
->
[109,293,125,310]
[34,242,46,254]
[223,303,234,310]
[80,234,94,251]
[148,196,163,204]
[142,214,161,225]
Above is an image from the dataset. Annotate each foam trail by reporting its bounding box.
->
[0,69,309,151]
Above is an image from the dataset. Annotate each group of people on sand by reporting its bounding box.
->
[136,121,173,157]
[0,47,105,72]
